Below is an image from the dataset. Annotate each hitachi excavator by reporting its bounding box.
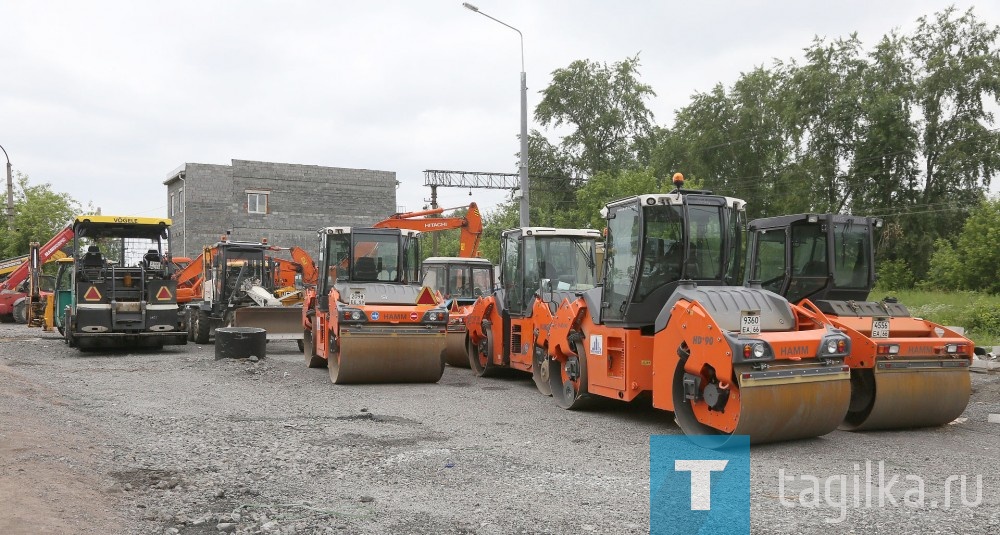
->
[374,202,483,258]
[377,202,487,367]
[745,213,973,430]
[302,227,450,383]
[539,175,854,444]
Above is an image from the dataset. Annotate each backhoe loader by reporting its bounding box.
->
[541,176,853,444]
[465,228,602,390]
[302,227,450,383]
[745,213,972,430]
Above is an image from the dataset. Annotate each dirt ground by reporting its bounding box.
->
[1,323,998,534]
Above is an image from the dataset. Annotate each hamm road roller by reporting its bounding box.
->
[745,213,972,430]
[420,256,495,367]
[541,176,854,444]
[464,228,601,391]
[302,227,450,383]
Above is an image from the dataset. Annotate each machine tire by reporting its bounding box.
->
[186,310,195,342]
[531,345,553,396]
[549,331,592,410]
[193,309,212,344]
[64,310,76,348]
[468,327,497,377]
[12,300,28,324]
[304,328,325,368]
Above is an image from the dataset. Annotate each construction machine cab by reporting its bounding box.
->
[599,192,745,327]
[317,227,422,309]
[421,257,494,304]
[498,228,601,317]
[745,214,880,304]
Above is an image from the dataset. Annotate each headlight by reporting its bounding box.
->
[743,343,766,359]
[826,340,838,354]
[428,311,440,322]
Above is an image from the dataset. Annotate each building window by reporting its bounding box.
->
[248,192,269,214]
[178,188,183,213]
[170,193,176,216]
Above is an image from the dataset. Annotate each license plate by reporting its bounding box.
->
[740,310,761,335]
[349,292,365,306]
[872,317,890,338]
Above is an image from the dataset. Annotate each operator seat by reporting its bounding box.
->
[143,249,162,270]
[354,257,378,281]
[81,245,105,280]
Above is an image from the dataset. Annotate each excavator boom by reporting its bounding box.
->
[374,202,482,258]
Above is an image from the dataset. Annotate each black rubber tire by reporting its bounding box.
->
[468,327,498,378]
[12,300,28,324]
[304,328,326,368]
[193,309,212,344]
[64,310,76,348]
[549,332,592,410]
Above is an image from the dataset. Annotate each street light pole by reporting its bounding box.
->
[0,144,12,228]
[462,2,530,227]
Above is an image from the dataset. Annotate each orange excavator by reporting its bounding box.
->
[374,202,482,258]
[376,202,486,366]
[538,176,854,444]
[745,213,973,430]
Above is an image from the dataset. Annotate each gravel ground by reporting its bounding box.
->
[1,322,998,534]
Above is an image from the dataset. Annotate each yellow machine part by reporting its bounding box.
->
[331,329,446,384]
[675,363,852,445]
[840,360,970,431]
[233,307,303,340]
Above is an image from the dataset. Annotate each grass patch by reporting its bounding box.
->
[871,287,1000,347]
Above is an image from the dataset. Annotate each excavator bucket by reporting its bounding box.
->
[841,361,970,431]
[332,327,446,383]
[233,306,303,341]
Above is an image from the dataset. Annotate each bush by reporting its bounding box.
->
[876,259,915,290]
[961,298,1000,337]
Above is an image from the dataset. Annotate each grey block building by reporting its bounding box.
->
[163,159,397,258]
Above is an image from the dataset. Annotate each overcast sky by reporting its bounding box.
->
[3,0,997,222]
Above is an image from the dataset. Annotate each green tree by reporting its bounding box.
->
[0,173,80,258]
[534,55,656,178]
[477,201,518,264]
[952,198,1000,293]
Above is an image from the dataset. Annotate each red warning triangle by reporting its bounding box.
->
[450,298,459,313]
[83,286,102,301]
[156,286,173,300]
[415,286,437,305]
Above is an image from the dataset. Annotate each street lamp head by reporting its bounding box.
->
[462,2,479,12]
